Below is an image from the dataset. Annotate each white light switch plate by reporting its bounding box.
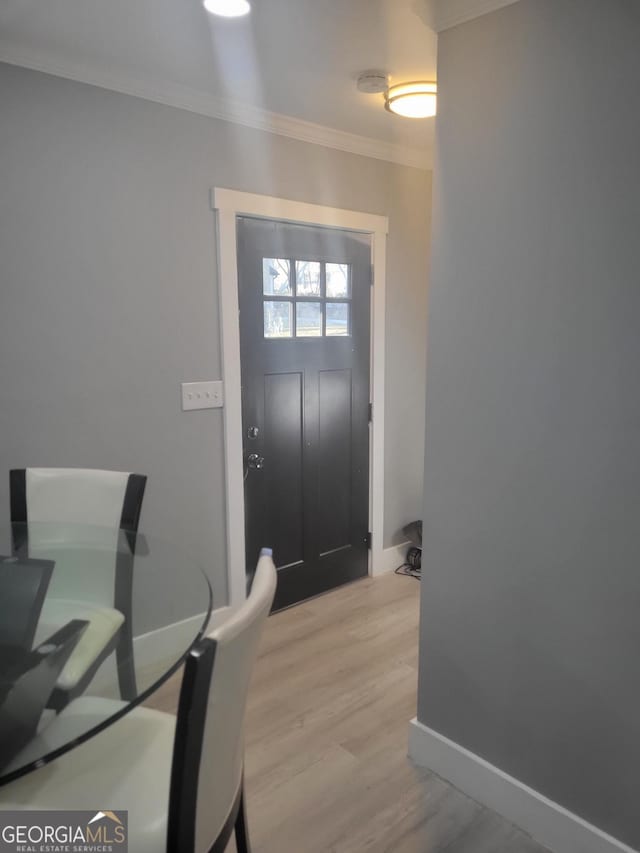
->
[181,380,224,411]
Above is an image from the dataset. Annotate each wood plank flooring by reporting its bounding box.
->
[147,572,550,853]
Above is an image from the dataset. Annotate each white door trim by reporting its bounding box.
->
[211,187,389,607]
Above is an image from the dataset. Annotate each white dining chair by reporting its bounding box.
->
[9,467,147,709]
[1,549,277,853]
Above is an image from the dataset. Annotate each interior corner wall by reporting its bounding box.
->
[385,169,432,547]
[417,0,640,848]
[0,62,431,621]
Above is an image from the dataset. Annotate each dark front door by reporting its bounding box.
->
[238,217,371,610]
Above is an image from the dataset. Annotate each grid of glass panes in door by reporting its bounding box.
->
[262,258,351,339]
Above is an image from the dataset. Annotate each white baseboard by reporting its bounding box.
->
[133,606,229,665]
[371,541,410,577]
[88,606,230,694]
[408,719,638,853]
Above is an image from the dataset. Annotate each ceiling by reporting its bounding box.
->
[0,0,439,167]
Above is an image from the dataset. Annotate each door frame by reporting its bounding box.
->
[212,187,388,607]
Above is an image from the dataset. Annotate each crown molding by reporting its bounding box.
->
[428,0,522,32]
[0,45,430,171]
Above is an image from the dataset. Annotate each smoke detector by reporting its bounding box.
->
[356,71,389,94]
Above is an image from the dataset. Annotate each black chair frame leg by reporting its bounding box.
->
[206,780,252,853]
[234,786,252,853]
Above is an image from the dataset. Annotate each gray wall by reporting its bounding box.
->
[0,62,430,611]
[418,0,640,847]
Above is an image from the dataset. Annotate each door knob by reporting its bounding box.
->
[247,453,265,470]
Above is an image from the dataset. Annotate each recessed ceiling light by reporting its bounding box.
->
[203,0,251,18]
[385,82,437,118]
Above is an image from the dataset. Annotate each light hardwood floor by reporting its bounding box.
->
[148,571,549,853]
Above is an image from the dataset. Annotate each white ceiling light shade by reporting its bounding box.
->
[385,82,437,118]
[203,0,251,17]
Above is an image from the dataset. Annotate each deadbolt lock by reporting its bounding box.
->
[247,453,265,470]
[247,426,260,440]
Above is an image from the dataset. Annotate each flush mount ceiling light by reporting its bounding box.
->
[203,0,251,17]
[385,82,437,118]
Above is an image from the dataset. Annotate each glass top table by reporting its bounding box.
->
[0,522,212,786]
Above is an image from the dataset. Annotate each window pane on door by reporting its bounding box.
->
[296,302,322,337]
[264,301,293,338]
[326,263,350,298]
[326,302,350,336]
[295,261,321,296]
[263,258,291,295]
